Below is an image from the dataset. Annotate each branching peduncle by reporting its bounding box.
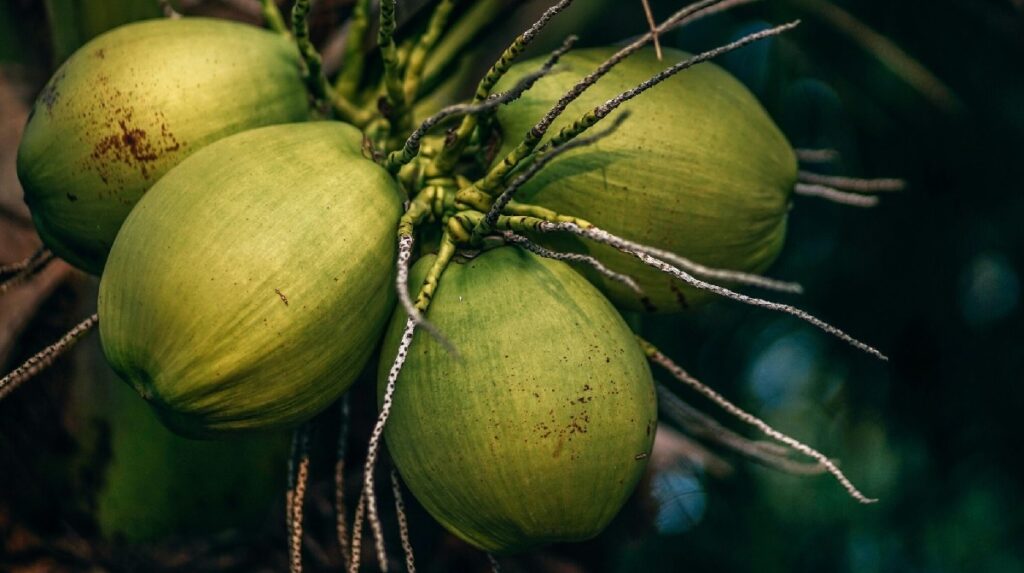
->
[386,66,557,172]
[286,423,312,573]
[395,231,456,353]
[335,0,371,99]
[657,384,827,475]
[435,0,576,171]
[640,338,878,503]
[419,0,510,97]
[403,0,456,105]
[0,313,97,402]
[293,0,328,103]
[379,0,406,125]
[795,183,880,207]
[798,171,906,193]
[537,221,887,359]
[261,0,287,34]
[470,112,628,242]
[535,21,800,157]
[391,469,417,573]
[478,20,799,195]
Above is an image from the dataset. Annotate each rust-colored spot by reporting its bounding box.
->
[275,288,289,306]
[94,48,106,59]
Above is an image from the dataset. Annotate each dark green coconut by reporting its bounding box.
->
[379,247,657,554]
[17,18,311,274]
[495,47,795,312]
[99,122,401,437]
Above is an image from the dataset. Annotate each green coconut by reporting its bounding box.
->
[17,17,311,274]
[379,246,657,554]
[494,47,796,312]
[91,374,290,542]
[99,122,401,437]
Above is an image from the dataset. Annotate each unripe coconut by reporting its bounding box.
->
[494,47,795,312]
[17,18,311,274]
[379,247,657,554]
[99,122,401,437]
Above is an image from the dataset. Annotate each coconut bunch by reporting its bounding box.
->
[1,0,905,569]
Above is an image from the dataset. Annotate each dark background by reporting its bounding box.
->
[1,0,1021,571]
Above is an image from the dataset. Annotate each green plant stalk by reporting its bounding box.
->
[261,0,288,35]
[402,0,456,104]
[335,0,371,99]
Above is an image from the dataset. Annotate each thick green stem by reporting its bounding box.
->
[261,0,288,34]
[414,231,456,311]
[379,0,406,124]
[335,0,371,98]
[435,0,573,171]
[293,0,330,103]
[403,0,456,104]
[418,0,507,98]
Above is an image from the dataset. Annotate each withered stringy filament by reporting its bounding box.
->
[797,171,906,193]
[538,222,887,360]
[336,396,352,569]
[642,340,878,504]
[795,183,881,208]
[286,424,312,573]
[350,316,417,573]
[0,313,98,402]
[0,248,56,295]
[392,469,417,572]
[657,383,827,475]
[501,232,645,297]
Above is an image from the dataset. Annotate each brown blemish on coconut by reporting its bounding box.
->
[275,288,289,306]
[39,69,66,115]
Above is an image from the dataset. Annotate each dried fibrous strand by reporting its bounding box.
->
[798,171,906,193]
[335,397,351,569]
[657,384,826,475]
[0,313,97,402]
[640,0,663,60]
[0,246,51,277]
[641,339,878,503]
[501,232,645,297]
[0,248,55,295]
[286,423,312,573]
[539,222,886,360]
[392,469,417,573]
[795,183,880,208]
[386,62,562,171]
[795,148,840,163]
[349,316,417,573]
[160,0,182,19]
[541,21,801,153]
